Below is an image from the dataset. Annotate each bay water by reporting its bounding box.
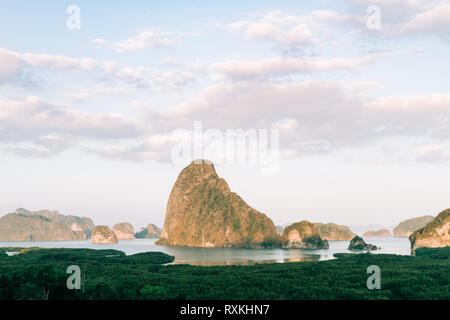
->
[0,236,411,265]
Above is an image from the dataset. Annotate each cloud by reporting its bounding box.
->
[85,134,177,162]
[22,53,97,71]
[217,11,318,48]
[1,80,449,162]
[0,96,141,145]
[94,29,201,52]
[416,145,450,162]
[396,3,450,39]
[212,54,381,79]
[149,80,450,159]
[63,87,132,103]
[349,0,450,41]
[0,48,28,86]
[0,47,203,91]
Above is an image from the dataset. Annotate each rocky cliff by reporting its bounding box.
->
[393,215,434,237]
[92,226,118,244]
[135,224,162,239]
[113,222,135,240]
[363,229,392,237]
[409,209,450,252]
[0,208,94,241]
[282,221,329,249]
[314,223,355,240]
[156,160,281,248]
[348,236,378,251]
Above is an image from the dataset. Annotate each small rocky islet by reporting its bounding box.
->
[347,236,378,251]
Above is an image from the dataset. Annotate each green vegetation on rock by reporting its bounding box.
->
[0,208,94,241]
[113,222,135,240]
[314,223,355,240]
[92,226,118,244]
[282,221,329,249]
[409,209,450,252]
[156,160,281,248]
[393,215,434,237]
[135,224,162,239]
[348,236,378,251]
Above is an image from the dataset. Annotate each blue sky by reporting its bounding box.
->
[0,0,449,229]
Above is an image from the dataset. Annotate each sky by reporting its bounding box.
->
[0,0,449,229]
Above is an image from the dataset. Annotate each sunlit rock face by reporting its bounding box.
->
[156,160,281,248]
[92,226,118,244]
[0,208,94,241]
[409,209,450,253]
[348,236,378,251]
[393,215,435,237]
[314,223,355,240]
[282,221,329,249]
[113,222,135,240]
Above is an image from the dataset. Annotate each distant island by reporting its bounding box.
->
[0,208,162,244]
[92,226,118,244]
[393,215,434,237]
[135,224,162,239]
[314,223,355,240]
[0,208,94,241]
[348,236,378,251]
[363,229,392,237]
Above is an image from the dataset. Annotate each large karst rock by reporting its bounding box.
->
[363,229,392,237]
[348,236,378,251]
[409,209,450,253]
[92,226,118,244]
[113,222,135,240]
[314,223,355,240]
[156,160,281,248]
[135,224,162,239]
[282,221,329,249]
[0,208,94,241]
[393,215,434,237]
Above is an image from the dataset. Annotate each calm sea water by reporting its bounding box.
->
[0,237,412,266]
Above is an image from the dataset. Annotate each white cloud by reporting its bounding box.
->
[219,11,318,48]
[397,3,450,39]
[94,29,201,52]
[0,48,27,86]
[113,30,178,52]
[63,87,132,103]
[416,145,450,162]
[212,54,379,78]
[0,96,141,144]
[349,0,450,40]
[1,81,449,162]
[0,47,202,91]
